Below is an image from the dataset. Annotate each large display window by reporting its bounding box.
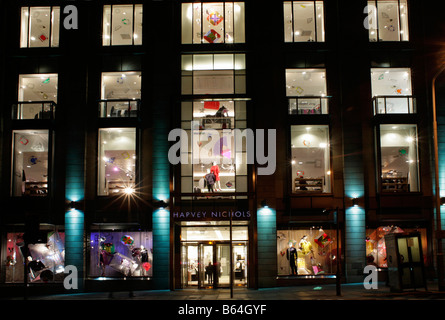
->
[367,0,409,42]
[371,68,414,114]
[366,226,427,268]
[277,227,338,276]
[99,71,141,118]
[88,230,153,277]
[290,125,331,193]
[181,2,245,44]
[180,100,248,195]
[103,4,143,46]
[20,6,60,48]
[2,228,65,283]
[283,1,325,42]
[11,130,50,197]
[98,128,137,196]
[378,124,419,192]
[286,69,328,114]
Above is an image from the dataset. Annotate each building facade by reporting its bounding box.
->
[1,0,444,295]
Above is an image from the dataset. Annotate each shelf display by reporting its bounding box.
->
[277,228,337,276]
[3,230,65,283]
[89,231,153,277]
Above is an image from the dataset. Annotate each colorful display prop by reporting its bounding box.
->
[121,235,134,246]
[314,233,331,248]
[103,242,115,254]
[207,12,223,26]
[204,29,221,43]
[204,101,220,110]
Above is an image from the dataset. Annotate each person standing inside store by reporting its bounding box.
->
[205,169,216,192]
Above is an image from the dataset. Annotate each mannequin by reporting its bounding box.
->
[210,161,221,191]
[297,235,313,274]
[286,241,297,275]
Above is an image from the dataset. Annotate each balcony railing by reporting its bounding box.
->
[12,101,56,120]
[373,96,416,115]
[288,97,329,115]
[99,99,141,118]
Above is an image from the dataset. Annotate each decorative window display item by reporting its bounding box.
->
[284,1,325,42]
[367,0,409,42]
[103,4,143,46]
[20,6,60,48]
[277,228,338,276]
[182,2,245,44]
[89,230,153,277]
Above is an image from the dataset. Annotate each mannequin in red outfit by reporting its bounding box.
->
[210,161,221,191]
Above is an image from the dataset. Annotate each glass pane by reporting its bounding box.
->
[202,3,224,44]
[399,0,409,41]
[193,3,202,44]
[18,73,58,103]
[12,130,49,197]
[315,1,325,41]
[200,245,214,286]
[216,244,230,286]
[293,2,315,42]
[20,7,29,48]
[111,5,134,46]
[102,5,111,45]
[98,128,136,196]
[286,69,327,96]
[368,1,378,41]
[233,2,245,43]
[29,7,51,47]
[277,228,338,275]
[193,70,234,94]
[134,4,143,45]
[377,0,401,41]
[291,125,331,193]
[51,7,60,47]
[283,2,293,42]
[380,124,419,192]
[371,68,412,97]
[89,230,153,277]
[182,3,193,44]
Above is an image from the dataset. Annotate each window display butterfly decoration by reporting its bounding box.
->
[206,10,223,26]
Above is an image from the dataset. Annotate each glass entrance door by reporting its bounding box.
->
[199,243,214,288]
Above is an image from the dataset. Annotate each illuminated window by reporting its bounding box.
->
[103,4,143,46]
[181,2,245,44]
[291,125,331,193]
[367,0,409,42]
[20,6,60,48]
[379,124,419,192]
[12,130,50,197]
[286,69,328,114]
[371,68,415,114]
[98,128,136,196]
[284,1,325,42]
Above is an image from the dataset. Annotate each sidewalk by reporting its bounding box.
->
[8,281,445,300]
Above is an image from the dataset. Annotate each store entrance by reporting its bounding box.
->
[181,241,248,289]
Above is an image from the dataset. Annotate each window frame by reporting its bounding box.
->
[283,1,325,43]
[367,0,409,42]
[102,4,143,46]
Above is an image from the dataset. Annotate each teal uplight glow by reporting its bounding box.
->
[152,208,170,289]
[257,206,276,287]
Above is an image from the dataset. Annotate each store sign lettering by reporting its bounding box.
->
[173,210,251,220]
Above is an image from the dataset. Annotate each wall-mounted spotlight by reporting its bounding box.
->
[261,199,268,208]
[440,197,445,206]
[352,198,359,207]
[154,200,168,208]
[68,200,80,211]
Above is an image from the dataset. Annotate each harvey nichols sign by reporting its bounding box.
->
[172,210,251,220]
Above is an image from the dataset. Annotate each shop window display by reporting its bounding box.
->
[11,130,50,197]
[286,69,328,114]
[181,2,245,44]
[3,230,65,283]
[277,228,338,276]
[89,231,153,277]
[103,4,143,46]
[365,226,427,268]
[371,68,415,114]
[290,125,331,193]
[367,0,409,42]
[283,1,325,42]
[180,100,248,195]
[98,128,136,196]
[99,72,141,118]
[379,124,419,192]
[20,6,60,48]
